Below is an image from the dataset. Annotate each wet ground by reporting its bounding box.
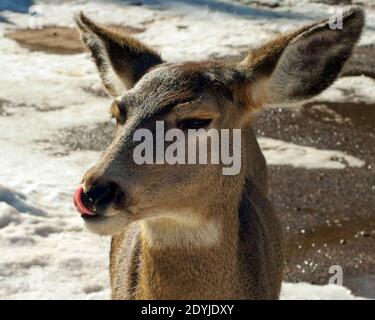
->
[253,101,375,298]
[5,27,85,55]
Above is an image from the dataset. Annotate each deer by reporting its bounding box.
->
[73,7,364,299]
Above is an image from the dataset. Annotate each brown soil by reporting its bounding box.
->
[5,27,85,55]
[5,25,145,55]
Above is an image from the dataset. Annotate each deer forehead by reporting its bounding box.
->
[115,63,235,118]
[124,62,241,97]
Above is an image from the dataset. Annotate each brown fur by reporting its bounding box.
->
[75,8,364,300]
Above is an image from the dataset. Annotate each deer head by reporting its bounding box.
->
[73,9,364,236]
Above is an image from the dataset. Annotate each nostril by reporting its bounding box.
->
[82,181,121,212]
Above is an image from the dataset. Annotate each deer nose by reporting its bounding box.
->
[74,181,121,217]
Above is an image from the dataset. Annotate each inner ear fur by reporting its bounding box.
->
[75,12,163,96]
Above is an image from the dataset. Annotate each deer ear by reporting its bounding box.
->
[238,7,364,107]
[75,12,163,97]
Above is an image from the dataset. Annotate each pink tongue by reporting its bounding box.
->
[74,185,95,216]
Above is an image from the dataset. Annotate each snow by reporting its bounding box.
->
[281,282,365,300]
[1,0,373,300]
[259,138,365,169]
[315,76,375,105]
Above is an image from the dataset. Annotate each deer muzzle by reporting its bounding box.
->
[74,181,124,218]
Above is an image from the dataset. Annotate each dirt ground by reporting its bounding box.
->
[5,25,145,55]
[254,102,375,298]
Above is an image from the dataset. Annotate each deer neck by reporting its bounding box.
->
[135,198,243,299]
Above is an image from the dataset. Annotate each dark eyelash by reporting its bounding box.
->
[178,118,212,130]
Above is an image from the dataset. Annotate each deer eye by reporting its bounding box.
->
[178,118,212,130]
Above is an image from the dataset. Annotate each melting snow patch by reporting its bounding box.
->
[259,138,365,169]
[281,282,365,300]
[0,202,19,228]
[316,76,375,105]
[0,185,45,216]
